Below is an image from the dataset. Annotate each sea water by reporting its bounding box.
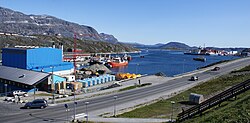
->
[110,49,239,76]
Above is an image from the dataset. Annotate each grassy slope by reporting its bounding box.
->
[118,65,250,120]
[183,65,250,123]
[183,90,250,123]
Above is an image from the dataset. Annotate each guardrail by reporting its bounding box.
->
[177,79,250,122]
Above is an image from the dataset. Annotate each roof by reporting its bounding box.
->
[0,65,50,85]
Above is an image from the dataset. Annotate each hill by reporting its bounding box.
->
[0,35,137,53]
[0,7,118,43]
[160,42,191,50]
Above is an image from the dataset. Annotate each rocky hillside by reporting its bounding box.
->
[0,7,118,43]
[0,35,137,53]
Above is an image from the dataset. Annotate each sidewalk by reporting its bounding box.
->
[88,117,170,123]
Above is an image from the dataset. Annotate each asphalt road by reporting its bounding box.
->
[1,57,250,123]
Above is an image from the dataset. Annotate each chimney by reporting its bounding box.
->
[52,42,55,48]
[60,43,64,60]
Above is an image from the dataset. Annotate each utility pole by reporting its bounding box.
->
[114,96,118,117]
[171,101,175,122]
[64,104,69,122]
[136,64,139,84]
[85,101,89,123]
[50,66,55,104]
[73,90,76,122]
[74,33,77,78]
[33,85,36,100]
[5,84,7,96]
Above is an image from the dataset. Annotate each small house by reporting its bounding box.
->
[189,93,204,104]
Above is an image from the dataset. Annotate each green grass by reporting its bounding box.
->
[34,93,52,96]
[118,73,250,119]
[119,83,152,92]
[231,64,250,73]
[119,86,137,92]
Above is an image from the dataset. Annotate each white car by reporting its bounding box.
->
[190,76,198,81]
[10,90,28,97]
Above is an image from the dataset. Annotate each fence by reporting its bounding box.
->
[177,79,250,122]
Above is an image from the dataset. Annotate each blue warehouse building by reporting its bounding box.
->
[2,47,73,74]
[0,47,72,93]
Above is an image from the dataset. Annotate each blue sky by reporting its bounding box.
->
[1,0,250,47]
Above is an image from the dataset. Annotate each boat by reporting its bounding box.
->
[108,57,128,67]
[184,49,209,55]
[123,54,132,61]
[193,57,206,62]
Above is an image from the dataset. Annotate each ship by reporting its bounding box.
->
[108,57,128,67]
[184,48,209,55]
[193,57,206,62]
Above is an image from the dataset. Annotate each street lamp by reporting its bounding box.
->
[33,85,36,100]
[136,64,140,85]
[170,101,175,122]
[114,96,118,117]
[64,104,69,122]
[50,66,55,104]
[4,84,7,97]
[67,84,76,122]
[85,101,89,123]
[73,93,77,122]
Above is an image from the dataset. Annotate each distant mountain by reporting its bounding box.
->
[160,42,191,50]
[242,48,250,52]
[0,7,118,43]
[125,42,191,50]
[154,43,165,47]
[124,42,165,49]
[0,35,137,53]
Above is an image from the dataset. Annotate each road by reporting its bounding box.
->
[1,57,250,123]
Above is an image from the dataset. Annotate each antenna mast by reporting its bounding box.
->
[74,33,77,78]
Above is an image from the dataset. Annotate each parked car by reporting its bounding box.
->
[212,67,220,71]
[24,99,48,109]
[8,90,28,97]
[190,76,198,81]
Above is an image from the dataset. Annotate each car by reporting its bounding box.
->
[24,99,48,109]
[8,90,28,97]
[190,76,198,81]
[212,67,220,71]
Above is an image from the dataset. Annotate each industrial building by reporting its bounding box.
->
[2,46,74,76]
[77,74,116,87]
[0,45,73,93]
[0,65,67,93]
[0,66,49,93]
[1,45,117,94]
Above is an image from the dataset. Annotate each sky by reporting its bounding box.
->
[1,0,250,47]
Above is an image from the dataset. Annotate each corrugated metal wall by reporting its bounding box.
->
[27,48,62,69]
[2,47,73,73]
[2,48,27,69]
[26,48,73,72]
